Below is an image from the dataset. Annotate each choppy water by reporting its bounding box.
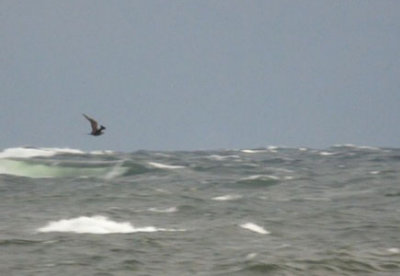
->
[0,145,399,275]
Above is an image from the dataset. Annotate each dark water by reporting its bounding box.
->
[0,145,399,275]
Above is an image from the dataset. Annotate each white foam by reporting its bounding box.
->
[212,194,242,201]
[0,147,55,158]
[267,146,279,153]
[207,154,240,161]
[48,148,85,155]
[0,147,84,159]
[37,216,185,234]
[241,149,265,154]
[240,222,270,234]
[369,171,381,175]
[245,253,258,260]
[319,151,336,156]
[148,162,185,169]
[148,207,178,213]
[387,248,399,254]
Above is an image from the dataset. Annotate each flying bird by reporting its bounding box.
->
[83,114,106,136]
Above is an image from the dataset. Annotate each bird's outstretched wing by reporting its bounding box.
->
[82,114,98,133]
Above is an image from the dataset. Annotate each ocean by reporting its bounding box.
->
[0,145,399,275]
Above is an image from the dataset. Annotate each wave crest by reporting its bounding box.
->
[37,216,186,234]
[0,147,85,159]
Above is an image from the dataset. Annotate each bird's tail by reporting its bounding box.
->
[100,125,106,130]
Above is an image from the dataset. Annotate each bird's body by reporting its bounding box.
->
[83,114,106,136]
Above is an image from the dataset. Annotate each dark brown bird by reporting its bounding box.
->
[83,114,106,136]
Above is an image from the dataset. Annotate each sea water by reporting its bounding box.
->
[0,145,399,275]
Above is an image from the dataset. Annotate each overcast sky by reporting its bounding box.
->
[1,0,400,151]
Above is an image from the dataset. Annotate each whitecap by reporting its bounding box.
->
[319,151,336,156]
[37,216,185,234]
[0,147,85,159]
[245,253,258,260]
[148,207,178,213]
[241,149,265,154]
[148,162,185,169]
[240,222,270,234]
[207,154,240,161]
[369,171,381,175]
[212,194,242,201]
[267,146,279,153]
[387,248,400,254]
[37,216,134,234]
[47,148,85,155]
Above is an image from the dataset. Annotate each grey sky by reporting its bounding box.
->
[1,0,400,151]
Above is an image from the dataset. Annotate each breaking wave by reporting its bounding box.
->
[0,147,146,178]
[37,216,186,234]
[240,222,270,234]
[0,147,85,159]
